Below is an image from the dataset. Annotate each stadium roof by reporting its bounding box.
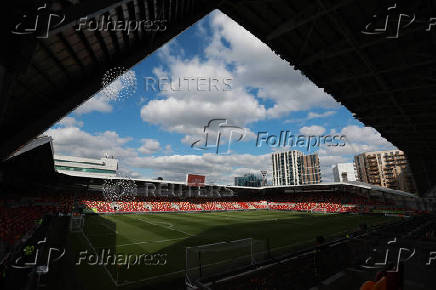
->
[1,0,435,194]
[229,182,418,199]
[54,174,422,200]
[7,135,53,159]
[59,171,188,186]
[0,136,56,186]
[0,136,419,201]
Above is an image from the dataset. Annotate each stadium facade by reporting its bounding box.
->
[333,163,357,182]
[234,173,262,187]
[54,154,118,178]
[354,150,417,193]
[272,151,321,186]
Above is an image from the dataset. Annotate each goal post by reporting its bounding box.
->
[186,238,267,285]
[70,214,85,232]
[310,208,327,214]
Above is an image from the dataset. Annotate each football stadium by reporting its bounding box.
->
[1,137,434,290]
[2,1,436,290]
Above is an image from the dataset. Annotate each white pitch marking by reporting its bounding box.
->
[116,237,186,248]
[131,216,193,237]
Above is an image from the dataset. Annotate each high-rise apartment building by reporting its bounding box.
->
[272,150,321,186]
[354,150,416,193]
[299,154,322,185]
[272,150,302,186]
[333,163,357,182]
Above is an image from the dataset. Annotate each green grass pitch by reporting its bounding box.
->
[69,210,397,289]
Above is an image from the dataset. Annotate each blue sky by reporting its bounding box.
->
[46,10,395,184]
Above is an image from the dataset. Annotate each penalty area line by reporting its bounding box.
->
[117,237,187,248]
[80,232,119,287]
[131,216,193,237]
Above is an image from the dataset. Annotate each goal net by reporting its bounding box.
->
[70,214,85,232]
[186,238,267,285]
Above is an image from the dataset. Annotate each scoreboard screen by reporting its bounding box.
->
[186,174,206,186]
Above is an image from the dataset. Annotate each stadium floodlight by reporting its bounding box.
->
[260,170,268,186]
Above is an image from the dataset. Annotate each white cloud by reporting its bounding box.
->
[140,56,266,137]
[205,11,339,118]
[300,125,326,135]
[164,144,173,153]
[317,126,394,157]
[45,127,135,160]
[139,10,339,145]
[285,111,337,124]
[117,167,142,179]
[74,94,113,115]
[56,116,83,128]
[74,70,136,115]
[138,139,161,155]
[341,125,393,147]
[126,153,271,185]
[307,111,336,119]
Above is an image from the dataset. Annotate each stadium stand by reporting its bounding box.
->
[0,189,421,248]
[0,189,432,290]
[76,191,418,215]
[0,195,73,246]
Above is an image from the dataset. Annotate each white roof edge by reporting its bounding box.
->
[56,172,419,199]
[53,154,115,163]
[8,136,53,159]
[57,171,187,185]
